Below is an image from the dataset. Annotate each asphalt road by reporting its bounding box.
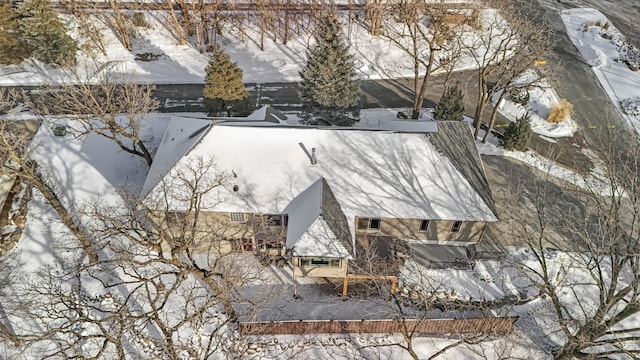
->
[515,0,639,150]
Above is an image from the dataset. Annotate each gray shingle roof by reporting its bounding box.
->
[427,121,498,219]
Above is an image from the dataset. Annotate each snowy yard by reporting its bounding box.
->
[0,110,633,358]
[0,3,638,359]
[1,9,505,86]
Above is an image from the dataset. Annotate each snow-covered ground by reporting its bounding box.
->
[0,109,626,358]
[491,69,578,138]
[0,9,501,85]
[1,5,638,359]
[561,8,640,135]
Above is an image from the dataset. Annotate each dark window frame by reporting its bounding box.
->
[165,211,186,225]
[419,220,430,232]
[300,257,341,268]
[368,218,381,230]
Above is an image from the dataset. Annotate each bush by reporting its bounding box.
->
[433,82,465,121]
[547,99,573,123]
[621,97,640,116]
[131,12,148,28]
[501,112,532,151]
[509,88,530,106]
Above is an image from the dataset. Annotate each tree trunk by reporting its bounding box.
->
[109,0,131,51]
[473,72,488,138]
[166,0,187,45]
[482,90,506,143]
[176,0,194,37]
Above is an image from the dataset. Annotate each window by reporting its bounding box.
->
[419,220,430,232]
[357,218,381,230]
[165,211,186,225]
[300,257,340,267]
[229,212,245,222]
[257,239,284,250]
[265,239,283,250]
[258,214,288,227]
[451,221,462,233]
[242,238,253,252]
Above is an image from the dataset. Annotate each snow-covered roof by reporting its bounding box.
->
[145,120,497,221]
[143,118,497,257]
[291,218,351,259]
[141,117,212,197]
[282,179,323,249]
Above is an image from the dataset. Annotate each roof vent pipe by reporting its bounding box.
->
[311,148,317,166]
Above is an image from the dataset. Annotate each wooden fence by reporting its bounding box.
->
[239,317,518,336]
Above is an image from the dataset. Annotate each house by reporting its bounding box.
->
[141,111,497,278]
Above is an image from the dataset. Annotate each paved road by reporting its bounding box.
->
[482,154,588,250]
[155,80,423,112]
[516,0,638,152]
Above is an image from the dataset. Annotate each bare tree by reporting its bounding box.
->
[461,0,553,141]
[166,0,187,45]
[381,0,463,119]
[20,156,286,358]
[107,0,133,51]
[0,90,98,264]
[34,74,159,166]
[365,0,386,36]
[505,129,640,359]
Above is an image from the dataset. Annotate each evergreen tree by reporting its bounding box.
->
[18,0,77,67]
[433,82,465,121]
[299,12,360,126]
[500,112,532,151]
[0,3,30,65]
[203,47,250,116]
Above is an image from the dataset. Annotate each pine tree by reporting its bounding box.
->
[18,0,77,67]
[433,82,465,121]
[0,4,30,65]
[203,47,250,116]
[500,112,532,151]
[299,12,360,126]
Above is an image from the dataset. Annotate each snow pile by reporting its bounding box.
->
[620,96,640,116]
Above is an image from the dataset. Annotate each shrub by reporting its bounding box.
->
[582,21,595,32]
[131,12,148,28]
[603,21,610,30]
[547,99,573,123]
[433,82,465,121]
[509,88,530,106]
[501,112,532,151]
[621,97,640,116]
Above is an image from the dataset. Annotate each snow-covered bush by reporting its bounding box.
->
[508,88,530,106]
[620,97,640,116]
[617,40,640,70]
